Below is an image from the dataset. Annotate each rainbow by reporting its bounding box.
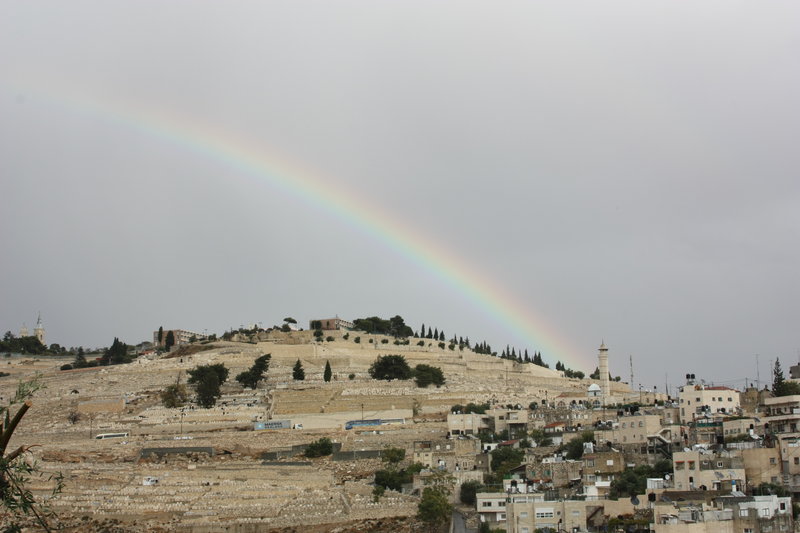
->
[12,83,592,370]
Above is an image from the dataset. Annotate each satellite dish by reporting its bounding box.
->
[664,474,671,481]
[630,495,640,506]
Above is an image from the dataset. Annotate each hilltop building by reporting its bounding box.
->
[309,317,354,331]
[152,328,206,349]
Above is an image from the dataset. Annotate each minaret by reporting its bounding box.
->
[598,341,610,400]
[34,313,45,346]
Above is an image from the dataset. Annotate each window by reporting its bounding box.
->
[536,511,555,518]
[606,459,614,466]
[586,460,595,467]
[520,512,528,518]
[771,457,777,465]
[740,510,748,517]
[717,461,724,468]
[761,508,771,517]
[482,502,492,507]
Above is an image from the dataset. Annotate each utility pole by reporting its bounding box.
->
[629,355,634,390]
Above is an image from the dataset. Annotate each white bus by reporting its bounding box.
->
[95,432,129,440]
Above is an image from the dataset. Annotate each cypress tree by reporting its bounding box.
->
[421,324,426,338]
[324,360,332,382]
[432,328,438,340]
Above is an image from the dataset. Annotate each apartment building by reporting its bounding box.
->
[679,384,741,424]
[672,450,746,491]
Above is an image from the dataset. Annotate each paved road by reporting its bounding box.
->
[452,510,475,533]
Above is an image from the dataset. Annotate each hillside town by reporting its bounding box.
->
[1,316,797,533]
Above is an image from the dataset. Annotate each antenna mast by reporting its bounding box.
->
[756,354,760,389]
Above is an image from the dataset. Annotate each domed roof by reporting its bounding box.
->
[588,383,602,392]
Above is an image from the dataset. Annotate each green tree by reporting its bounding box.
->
[283,317,297,324]
[72,350,87,369]
[323,360,332,382]
[1,375,64,531]
[304,437,333,457]
[609,460,672,499]
[414,364,445,388]
[561,431,594,460]
[381,447,406,464]
[157,326,164,344]
[369,355,413,381]
[165,330,175,351]
[101,337,129,365]
[459,480,482,505]
[194,372,220,408]
[490,446,524,473]
[772,358,800,396]
[292,359,305,381]
[187,363,229,408]
[236,354,271,389]
[417,486,452,532]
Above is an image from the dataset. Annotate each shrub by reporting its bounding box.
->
[326,336,334,342]
[343,333,349,340]
[354,337,361,344]
[381,338,389,344]
[417,340,425,346]
[438,342,445,349]
[304,437,333,457]
[161,383,189,408]
[348,373,355,380]
[60,364,73,371]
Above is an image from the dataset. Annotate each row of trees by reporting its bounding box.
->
[161,353,272,409]
[352,315,414,338]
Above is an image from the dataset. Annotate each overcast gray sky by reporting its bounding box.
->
[2,1,798,394]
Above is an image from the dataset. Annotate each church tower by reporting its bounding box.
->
[19,323,28,337]
[598,341,610,400]
[34,313,45,346]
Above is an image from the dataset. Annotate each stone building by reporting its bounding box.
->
[412,438,482,472]
[308,317,354,330]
